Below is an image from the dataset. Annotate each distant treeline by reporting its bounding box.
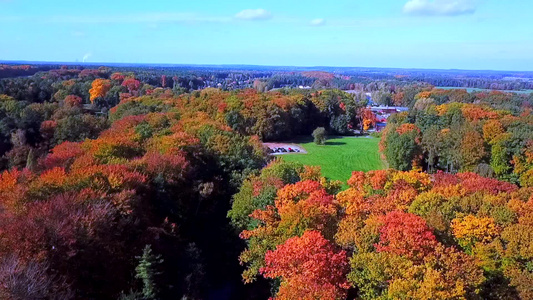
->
[2,63,533,92]
[0,64,56,79]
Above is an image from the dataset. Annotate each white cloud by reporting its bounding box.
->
[403,0,478,16]
[235,9,272,21]
[310,18,325,26]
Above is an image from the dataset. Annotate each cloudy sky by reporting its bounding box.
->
[0,0,532,70]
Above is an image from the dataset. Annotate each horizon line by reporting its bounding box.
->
[1,59,532,73]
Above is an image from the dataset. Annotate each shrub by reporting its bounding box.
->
[312,127,327,145]
[370,131,382,138]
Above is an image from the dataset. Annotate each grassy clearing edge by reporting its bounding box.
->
[279,136,386,183]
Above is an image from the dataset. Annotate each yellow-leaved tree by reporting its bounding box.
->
[89,79,111,104]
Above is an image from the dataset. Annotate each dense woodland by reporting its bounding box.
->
[380,88,533,186]
[229,163,533,299]
[0,64,532,299]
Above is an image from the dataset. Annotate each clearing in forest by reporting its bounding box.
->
[280,136,386,182]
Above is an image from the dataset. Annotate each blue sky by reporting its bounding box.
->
[0,0,532,70]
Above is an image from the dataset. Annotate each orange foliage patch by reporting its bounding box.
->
[261,230,349,300]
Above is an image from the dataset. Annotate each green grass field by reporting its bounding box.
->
[281,136,386,183]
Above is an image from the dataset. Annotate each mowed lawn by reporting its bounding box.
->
[281,136,386,183]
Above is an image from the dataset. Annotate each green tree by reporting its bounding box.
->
[491,141,512,179]
[383,126,421,171]
[421,125,441,173]
[135,245,163,300]
[312,127,327,145]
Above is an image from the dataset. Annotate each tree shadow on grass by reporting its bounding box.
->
[325,141,346,146]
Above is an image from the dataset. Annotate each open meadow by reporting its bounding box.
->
[280,136,386,182]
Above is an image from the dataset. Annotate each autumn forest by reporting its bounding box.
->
[0,63,532,300]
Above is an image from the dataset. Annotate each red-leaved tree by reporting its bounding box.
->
[375,211,438,260]
[260,230,349,300]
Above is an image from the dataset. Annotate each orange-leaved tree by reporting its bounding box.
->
[261,230,349,300]
[89,79,111,104]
